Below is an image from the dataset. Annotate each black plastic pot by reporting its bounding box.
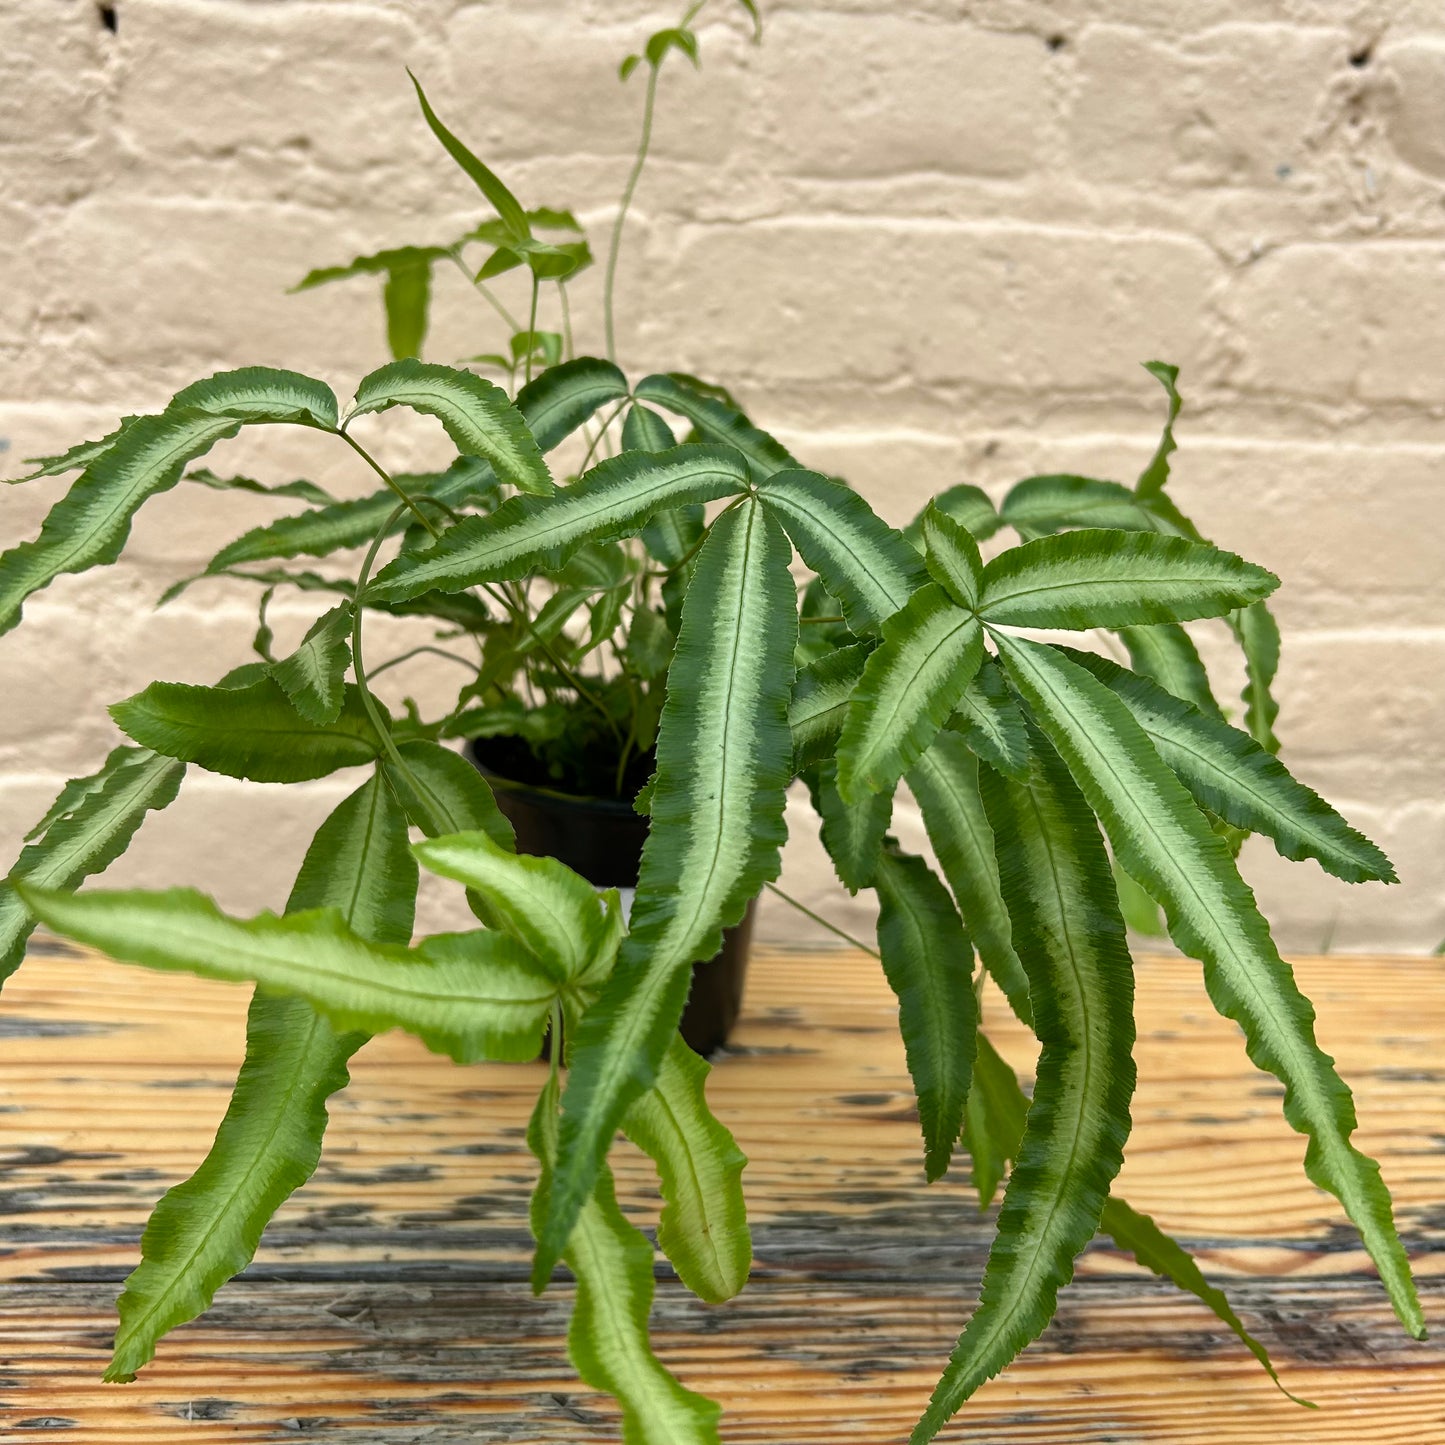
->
[466,742,753,1056]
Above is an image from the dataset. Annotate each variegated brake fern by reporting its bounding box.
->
[0,9,1423,1442]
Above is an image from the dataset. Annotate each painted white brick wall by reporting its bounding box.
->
[3,0,1444,952]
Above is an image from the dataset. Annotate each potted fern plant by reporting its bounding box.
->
[0,6,1424,1441]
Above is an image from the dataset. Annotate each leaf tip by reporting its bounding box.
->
[530,1243,560,1295]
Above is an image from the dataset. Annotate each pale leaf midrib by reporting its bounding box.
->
[571,1202,701,1438]
[94,916,549,1018]
[405,462,743,587]
[983,570,1240,612]
[638,1065,734,1295]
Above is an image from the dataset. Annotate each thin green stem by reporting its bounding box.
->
[604,59,660,364]
[763,882,881,958]
[350,502,447,833]
[577,399,631,474]
[367,644,480,681]
[477,580,625,746]
[336,431,442,541]
[608,636,648,796]
[447,248,522,333]
[557,280,575,361]
[524,272,541,388]
[644,508,720,581]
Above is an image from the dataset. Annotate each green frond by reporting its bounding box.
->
[202,458,496,575]
[1134,360,1183,498]
[907,732,1030,1026]
[170,367,339,430]
[760,469,927,635]
[978,530,1278,631]
[0,747,185,985]
[961,1033,1027,1208]
[994,634,1424,1339]
[267,603,353,726]
[634,372,799,479]
[185,467,335,506]
[622,403,678,455]
[950,656,1029,782]
[921,503,983,609]
[517,357,630,451]
[19,884,557,1066]
[0,410,240,635]
[913,733,1135,1441]
[1000,474,1158,537]
[904,483,1000,548]
[965,1033,1296,1396]
[105,770,413,1380]
[371,445,750,602]
[835,585,983,801]
[111,676,380,783]
[349,359,552,496]
[789,642,871,772]
[1117,623,1223,720]
[621,1036,752,1304]
[1229,601,1283,752]
[292,242,451,294]
[809,760,893,894]
[415,829,623,985]
[1057,646,1395,883]
[409,72,532,242]
[529,1078,723,1444]
[12,417,138,481]
[1099,1197,1309,1405]
[383,739,514,848]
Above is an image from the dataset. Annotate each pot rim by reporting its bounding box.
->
[469,753,647,822]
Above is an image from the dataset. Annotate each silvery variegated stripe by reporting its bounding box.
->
[995,633,1423,1341]
[535,496,797,1290]
[371,443,751,600]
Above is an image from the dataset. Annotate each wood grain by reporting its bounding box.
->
[0,937,1440,1442]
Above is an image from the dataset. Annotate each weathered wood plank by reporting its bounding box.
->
[0,939,1440,1440]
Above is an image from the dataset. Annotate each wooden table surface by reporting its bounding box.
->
[0,936,1441,1442]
